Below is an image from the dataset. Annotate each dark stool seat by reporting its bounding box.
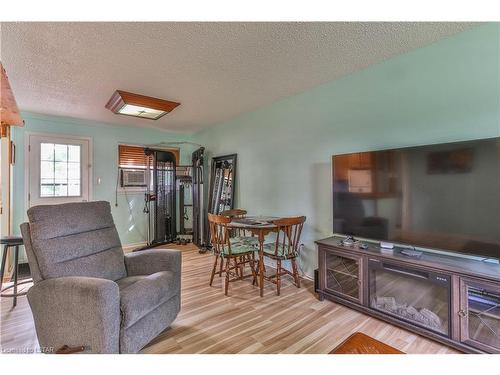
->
[0,236,24,245]
[1,235,30,308]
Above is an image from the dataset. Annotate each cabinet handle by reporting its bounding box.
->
[457,309,468,318]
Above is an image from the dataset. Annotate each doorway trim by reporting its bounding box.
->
[24,131,93,219]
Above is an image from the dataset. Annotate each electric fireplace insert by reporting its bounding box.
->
[368,258,451,336]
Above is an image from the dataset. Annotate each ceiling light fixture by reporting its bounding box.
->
[105,90,180,120]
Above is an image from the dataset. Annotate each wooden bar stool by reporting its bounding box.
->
[0,236,30,308]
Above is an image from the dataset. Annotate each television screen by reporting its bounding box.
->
[332,137,500,259]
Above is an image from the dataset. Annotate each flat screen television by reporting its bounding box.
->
[332,137,500,259]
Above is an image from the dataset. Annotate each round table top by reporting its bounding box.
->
[227,216,280,229]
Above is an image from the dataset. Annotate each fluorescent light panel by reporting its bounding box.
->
[105,90,180,120]
[118,104,167,119]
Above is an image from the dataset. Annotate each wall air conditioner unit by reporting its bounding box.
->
[120,169,147,187]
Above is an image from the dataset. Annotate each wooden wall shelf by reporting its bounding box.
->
[1,63,23,128]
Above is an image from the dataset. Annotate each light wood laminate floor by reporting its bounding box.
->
[1,244,458,354]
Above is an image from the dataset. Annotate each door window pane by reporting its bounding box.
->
[68,145,80,162]
[40,179,55,196]
[55,183,68,196]
[68,162,80,180]
[68,181,81,196]
[54,162,68,180]
[40,143,81,197]
[40,143,55,161]
[54,144,68,162]
[40,161,54,179]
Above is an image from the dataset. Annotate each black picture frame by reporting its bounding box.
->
[208,153,237,215]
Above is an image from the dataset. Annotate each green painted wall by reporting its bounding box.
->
[195,23,500,278]
[11,112,196,253]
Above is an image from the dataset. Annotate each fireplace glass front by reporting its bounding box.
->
[369,259,450,336]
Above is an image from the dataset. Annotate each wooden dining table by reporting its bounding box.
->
[227,216,280,297]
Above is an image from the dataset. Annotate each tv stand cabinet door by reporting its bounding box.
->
[459,277,500,353]
[319,246,364,305]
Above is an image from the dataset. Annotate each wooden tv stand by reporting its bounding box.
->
[316,236,500,353]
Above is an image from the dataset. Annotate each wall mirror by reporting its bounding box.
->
[208,154,237,215]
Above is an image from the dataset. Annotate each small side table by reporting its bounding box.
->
[0,236,31,307]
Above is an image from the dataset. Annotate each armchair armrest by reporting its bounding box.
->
[27,276,120,354]
[124,249,181,276]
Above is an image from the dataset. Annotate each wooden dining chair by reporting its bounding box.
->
[220,209,253,238]
[259,216,306,295]
[220,208,247,218]
[208,213,258,296]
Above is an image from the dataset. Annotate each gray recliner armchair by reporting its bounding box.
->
[20,201,181,353]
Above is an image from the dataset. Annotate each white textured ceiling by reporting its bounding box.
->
[0,22,475,133]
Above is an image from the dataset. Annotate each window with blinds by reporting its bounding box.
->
[119,145,148,169]
[118,144,179,169]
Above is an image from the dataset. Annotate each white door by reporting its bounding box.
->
[27,133,92,208]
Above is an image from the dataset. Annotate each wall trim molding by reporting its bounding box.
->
[23,131,94,222]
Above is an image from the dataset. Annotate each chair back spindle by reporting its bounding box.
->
[208,213,232,257]
[220,209,249,237]
[272,216,306,258]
